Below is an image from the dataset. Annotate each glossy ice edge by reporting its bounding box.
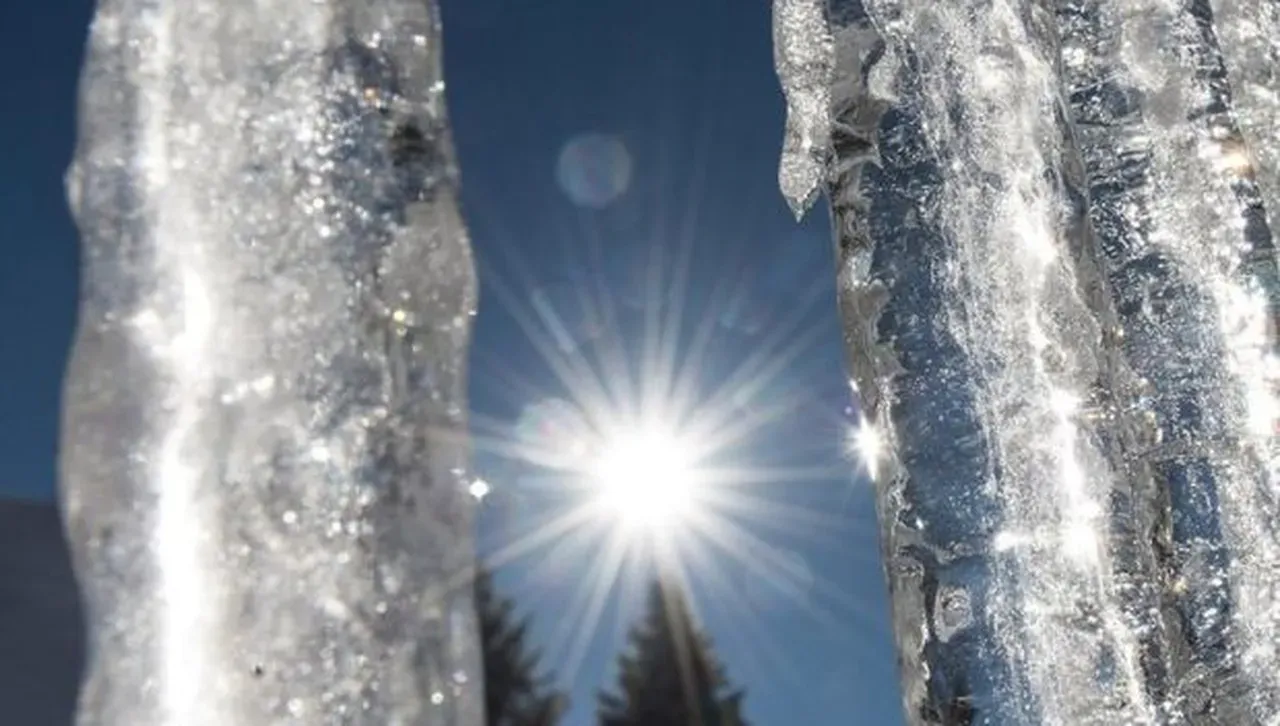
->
[59,2,482,724]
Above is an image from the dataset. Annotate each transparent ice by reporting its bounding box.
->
[776,0,1280,724]
[60,1,481,724]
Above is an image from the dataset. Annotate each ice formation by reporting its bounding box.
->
[60,1,481,724]
[775,0,1280,723]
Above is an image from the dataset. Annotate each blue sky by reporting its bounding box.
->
[1,0,903,723]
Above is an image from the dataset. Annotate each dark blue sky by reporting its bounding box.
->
[1,0,902,723]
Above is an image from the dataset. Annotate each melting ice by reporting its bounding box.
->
[774,0,1280,723]
[61,1,481,724]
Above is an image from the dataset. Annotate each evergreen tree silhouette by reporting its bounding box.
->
[476,566,568,726]
[597,577,747,726]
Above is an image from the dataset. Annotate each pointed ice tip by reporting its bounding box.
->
[779,163,822,221]
[785,190,816,221]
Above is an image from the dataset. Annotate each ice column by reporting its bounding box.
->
[775,0,1280,724]
[1057,0,1280,719]
[777,0,1176,723]
[59,1,482,725]
[1212,0,1280,223]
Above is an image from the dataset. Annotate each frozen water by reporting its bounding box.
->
[1059,0,1280,718]
[1212,0,1280,226]
[776,0,1280,724]
[60,1,481,724]
[773,0,834,219]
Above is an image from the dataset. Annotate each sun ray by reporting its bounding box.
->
[683,325,836,450]
[667,275,746,416]
[675,537,838,726]
[583,237,639,416]
[466,188,626,414]
[575,255,638,416]
[686,513,886,634]
[692,485,873,550]
[550,530,633,684]
[654,228,695,420]
[687,316,836,452]
[477,256,618,420]
[479,505,600,574]
[457,106,879,717]
[698,462,849,486]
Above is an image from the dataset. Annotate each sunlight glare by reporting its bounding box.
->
[471,214,869,691]
[591,426,699,531]
[469,478,492,501]
[852,418,883,480]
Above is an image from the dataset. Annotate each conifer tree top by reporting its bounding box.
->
[475,567,568,726]
[597,578,747,726]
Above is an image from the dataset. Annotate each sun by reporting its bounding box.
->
[589,425,700,532]
[464,220,866,688]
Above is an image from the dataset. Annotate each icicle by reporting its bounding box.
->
[59,1,482,724]
[778,0,1280,722]
[778,0,1177,722]
[773,0,835,219]
[1058,0,1280,718]
[1212,0,1280,226]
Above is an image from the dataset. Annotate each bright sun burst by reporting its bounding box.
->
[465,229,871,691]
[589,425,700,532]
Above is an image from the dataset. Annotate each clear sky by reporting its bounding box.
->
[1,0,903,723]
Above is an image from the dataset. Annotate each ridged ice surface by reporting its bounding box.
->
[60,2,481,725]
[1212,0,1280,225]
[1059,0,1280,719]
[775,0,1280,724]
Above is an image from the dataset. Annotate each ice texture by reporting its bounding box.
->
[1058,0,1280,718]
[773,0,835,219]
[776,0,1280,724]
[59,2,482,725]
[1212,0,1280,227]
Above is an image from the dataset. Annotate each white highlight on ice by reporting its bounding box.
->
[136,5,217,721]
[852,417,884,481]
[468,478,491,501]
[153,273,216,726]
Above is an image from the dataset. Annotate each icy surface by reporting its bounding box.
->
[60,1,481,725]
[1059,0,1280,718]
[776,0,1280,724]
[773,0,834,218]
[1212,0,1280,226]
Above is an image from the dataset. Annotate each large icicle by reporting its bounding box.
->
[778,1,1163,722]
[59,2,482,725]
[777,0,1280,723]
[1057,0,1280,719]
[1211,0,1280,224]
